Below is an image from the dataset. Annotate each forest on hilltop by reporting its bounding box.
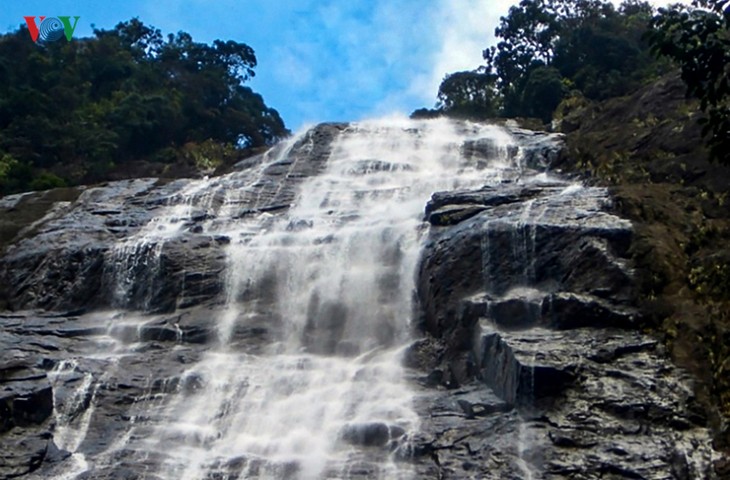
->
[0,19,288,195]
[418,0,729,164]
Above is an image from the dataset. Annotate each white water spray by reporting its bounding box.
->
[140,117,518,479]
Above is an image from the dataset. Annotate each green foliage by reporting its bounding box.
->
[520,66,567,122]
[181,139,238,172]
[29,171,66,191]
[0,154,32,193]
[490,0,662,116]
[0,154,18,183]
[436,70,500,119]
[0,18,288,195]
[689,259,730,300]
[427,0,667,122]
[648,0,730,164]
[409,108,442,119]
[695,307,730,417]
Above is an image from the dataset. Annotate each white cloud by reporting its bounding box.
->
[405,0,513,108]
[271,44,316,89]
[257,0,444,126]
[431,2,510,87]
[404,0,688,110]
[251,0,692,127]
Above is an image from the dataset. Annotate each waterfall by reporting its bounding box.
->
[150,118,516,479]
[7,117,717,480]
[39,117,518,480]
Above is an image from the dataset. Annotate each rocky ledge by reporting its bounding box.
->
[0,124,345,314]
[0,121,726,479]
[407,178,723,478]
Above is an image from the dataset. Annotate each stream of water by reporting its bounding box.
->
[48,117,521,479]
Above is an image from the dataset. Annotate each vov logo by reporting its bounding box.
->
[23,16,80,43]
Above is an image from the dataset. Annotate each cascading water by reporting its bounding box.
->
[147,118,518,479]
[106,178,217,310]
[6,116,718,480]
[38,117,520,480]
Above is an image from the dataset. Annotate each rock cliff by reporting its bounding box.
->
[0,118,724,479]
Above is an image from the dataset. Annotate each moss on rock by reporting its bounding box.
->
[556,71,730,453]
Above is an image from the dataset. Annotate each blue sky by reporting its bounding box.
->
[1,0,677,132]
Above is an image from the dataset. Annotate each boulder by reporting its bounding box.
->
[0,358,54,478]
[341,422,405,448]
[417,180,634,342]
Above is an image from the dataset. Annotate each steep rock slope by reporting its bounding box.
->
[555,72,730,460]
[0,119,724,479]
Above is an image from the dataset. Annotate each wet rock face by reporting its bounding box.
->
[418,181,635,342]
[0,120,723,479]
[0,123,347,479]
[0,124,343,314]
[0,348,55,479]
[412,171,718,478]
[0,124,344,479]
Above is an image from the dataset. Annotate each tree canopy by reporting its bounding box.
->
[423,0,730,164]
[647,0,730,163]
[435,70,500,119]
[423,0,668,121]
[0,19,288,195]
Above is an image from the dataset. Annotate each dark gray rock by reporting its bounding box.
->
[405,326,716,479]
[341,422,405,447]
[418,181,634,343]
[411,160,718,478]
[477,327,577,405]
[0,359,54,479]
[425,183,551,217]
[0,120,723,479]
[426,204,488,226]
[507,127,565,170]
[542,291,639,329]
[457,289,640,332]
[0,365,53,432]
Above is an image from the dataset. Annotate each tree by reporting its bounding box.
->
[520,66,567,121]
[648,0,730,163]
[0,19,289,195]
[425,0,665,122]
[436,70,500,119]
[484,0,661,117]
[485,0,597,115]
[553,1,658,99]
